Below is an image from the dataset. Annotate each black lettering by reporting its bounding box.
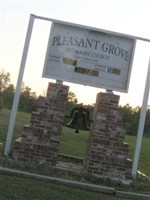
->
[74,37,79,46]
[62,36,68,45]
[94,40,101,49]
[67,36,73,46]
[121,50,129,61]
[52,36,60,46]
[102,43,109,52]
[86,38,92,48]
[124,51,129,61]
[114,47,120,56]
[108,44,115,54]
[78,38,85,47]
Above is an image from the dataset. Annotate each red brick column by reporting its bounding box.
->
[13,82,69,166]
[84,92,132,182]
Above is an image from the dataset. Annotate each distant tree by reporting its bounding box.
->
[0,96,3,110]
[119,104,134,135]
[119,104,150,136]
[0,71,10,92]
[0,72,39,112]
[84,104,94,120]
[67,91,78,104]
[19,83,38,112]
[0,71,12,109]
[63,91,78,125]
[2,84,15,109]
[144,107,150,136]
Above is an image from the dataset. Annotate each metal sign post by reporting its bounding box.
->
[4,14,35,156]
[132,57,150,178]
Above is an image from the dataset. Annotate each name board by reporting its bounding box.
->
[42,22,135,92]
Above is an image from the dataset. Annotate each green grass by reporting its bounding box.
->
[59,127,89,157]
[0,109,31,150]
[1,172,150,200]
[1,174,124,200]
[0,108,150,176]
[0,109,150,199]
[0,108,150,175]
[125,136,150,176]
[60,127,150,177]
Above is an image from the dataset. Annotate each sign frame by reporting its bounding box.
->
[4,14,150,180]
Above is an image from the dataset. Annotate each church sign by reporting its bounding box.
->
[42,22,135,92]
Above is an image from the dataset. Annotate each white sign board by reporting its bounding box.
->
[43,22,135,92]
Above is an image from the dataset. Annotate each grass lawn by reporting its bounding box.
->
[125,135,150,176]
[0,109,31,149]
[1,109,149,176]
[0,109,150,199]
[59,127,89,157]
[1,174,123,200]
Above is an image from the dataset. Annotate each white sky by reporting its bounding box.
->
[1,0,150,107]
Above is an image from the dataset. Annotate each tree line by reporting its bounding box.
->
[0,71,149,136]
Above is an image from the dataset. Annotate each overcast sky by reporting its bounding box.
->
[1,0,150,106]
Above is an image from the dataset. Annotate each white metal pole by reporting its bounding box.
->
[131,57,150,178]
[4,14,35,156]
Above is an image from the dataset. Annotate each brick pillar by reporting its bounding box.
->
[13,82,69,166]
[84,92,132,181]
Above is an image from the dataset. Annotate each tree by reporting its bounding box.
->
[0,72,39,112]
[119,104,134,135]
[63,91,78,125]
[144,107,150,136]
[67,91,78,104]
[119,104,150,136]
[2,84,15,109]
[0,71,10,92]
[19,84,38,112]
[0,71,12,109]
[0,96,3,110]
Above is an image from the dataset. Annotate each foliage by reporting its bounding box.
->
[0,96,3,110]
[19,83,38,112]
[0,71,80,114]
[0,71,11,91]
[1,84,15,109]
[144,106,150,135]
[0,71,11,110]
[119,104,150,136]
[67,91,78,104]
[0,72,41,112]
[0,71,149,135]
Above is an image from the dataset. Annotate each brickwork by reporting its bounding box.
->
[84,92,132,181]
[13,82,69,166]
